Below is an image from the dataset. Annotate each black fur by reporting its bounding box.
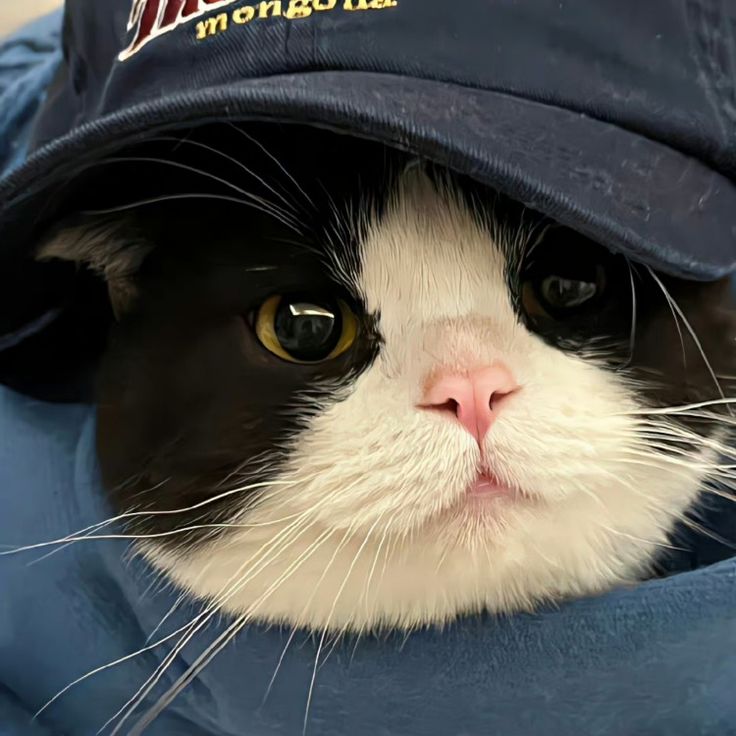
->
[95,202,381,541]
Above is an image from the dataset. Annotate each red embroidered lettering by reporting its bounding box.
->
[119,0,237,60]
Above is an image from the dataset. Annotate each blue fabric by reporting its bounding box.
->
[2,12,736,736]
[0,13,62,177]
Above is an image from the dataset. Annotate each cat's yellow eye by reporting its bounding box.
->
[255,294,358,364]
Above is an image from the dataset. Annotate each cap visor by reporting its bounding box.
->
[1,71,734,279]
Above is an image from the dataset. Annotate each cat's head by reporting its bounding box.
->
[36,126,736,632]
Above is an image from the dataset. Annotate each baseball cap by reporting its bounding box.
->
[1,0,735,279]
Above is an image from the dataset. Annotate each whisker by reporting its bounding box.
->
[92,156,302,232]
[619,258,637,371]
[616,398,736,416]
[700,484,736,503]
[304,628,328,736]
[126,520,335,735]
[596,524,687,552]
[300,516,387,731]
[4,524,268,557]
[648,267,688,373]
[678,516,736,550]
[17,491,327,727]
[100,598,220,736]
[626,427,735,455]
[145,135,302,215]
[262,625,299,706]
[1,480,299,556]
[227,124,316,211]
[146,591,189,645]
[647,268,729,412]
[35,623,193,719]
[298,526,359,733]
[83,193,299,232]
[125,616,249,736]
[362,522,392,615]
[110,505,334,734]
[245,526,337,619]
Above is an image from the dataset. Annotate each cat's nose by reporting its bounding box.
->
[419,365,519,444]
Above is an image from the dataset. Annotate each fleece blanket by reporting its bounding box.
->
[1,12,736,736]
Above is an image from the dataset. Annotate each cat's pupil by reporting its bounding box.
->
[540,276,598,309]
[274,297,342,362]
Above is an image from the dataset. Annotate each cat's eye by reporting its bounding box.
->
[255,294,358,363]
[520,228,613,321]
[537,271,604,311]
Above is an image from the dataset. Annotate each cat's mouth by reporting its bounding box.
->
[466,473,513,499]
[430,472,539,529]
[461,470,540,510]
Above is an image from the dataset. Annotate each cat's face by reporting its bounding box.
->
[37,128,735,632]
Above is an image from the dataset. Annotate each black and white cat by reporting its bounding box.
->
[33,124,736,633]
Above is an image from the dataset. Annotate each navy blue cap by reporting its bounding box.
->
[1,0,736,279]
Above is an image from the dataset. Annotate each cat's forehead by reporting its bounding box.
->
[356,169,521,324]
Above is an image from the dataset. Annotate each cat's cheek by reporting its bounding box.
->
[271,371,476,525]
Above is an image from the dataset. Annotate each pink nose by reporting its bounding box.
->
[420,365,518,444]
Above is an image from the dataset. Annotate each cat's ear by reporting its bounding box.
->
[36,219,152,319]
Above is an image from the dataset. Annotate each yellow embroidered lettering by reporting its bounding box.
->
[232,5,256,22]
[187,0,395,44]
[196,12,228,39]
[284,0,313,19]
[259,0,282,17]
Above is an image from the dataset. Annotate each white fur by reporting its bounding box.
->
[149,170,707,632]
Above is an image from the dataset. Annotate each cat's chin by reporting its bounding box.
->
[149,483,663,635]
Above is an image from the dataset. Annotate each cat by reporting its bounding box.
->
[30,123,736,634]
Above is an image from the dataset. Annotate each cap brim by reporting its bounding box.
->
[1,71,734,279]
